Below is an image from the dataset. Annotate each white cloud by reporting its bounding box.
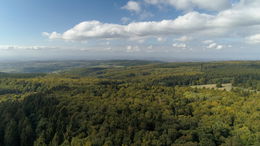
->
[144,0,231,11]
[44,12,213,41]
[79,48,90,51]
[45,21,125,40]
[128,37,146,43]
[146,45,156,52]
[126,45,140,52]
[42,32,61,39]
[203,39,226,50]
[122,1,141,13]
[216,45,223,50]
[246,34,260,44]
[202,40,214,44]
[44,0,260,43]
[157,37,166,42]
[172,43,187,48]
[176,36,193,42]
[0,45,57,50]
[207,43,217,48]
[42,32,49,37]
[206,42,224,50]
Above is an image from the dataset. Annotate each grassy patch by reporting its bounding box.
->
[191,83,232,91]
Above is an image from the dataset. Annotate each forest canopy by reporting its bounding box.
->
[0,60,260,146]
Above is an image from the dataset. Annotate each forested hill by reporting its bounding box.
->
[0,60,260,146]
[0,60,159,73]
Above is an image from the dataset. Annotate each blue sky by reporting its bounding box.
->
[0,0,124,43]
[1,0,260,61]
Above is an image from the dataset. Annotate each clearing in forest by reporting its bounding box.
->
[191,83,233,91]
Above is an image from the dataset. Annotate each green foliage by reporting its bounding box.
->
[216,82,222,88]
[0,61,260,145]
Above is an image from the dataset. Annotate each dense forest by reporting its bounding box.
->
[0,60,260,146]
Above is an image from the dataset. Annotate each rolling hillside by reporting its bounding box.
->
[0,61,260,146]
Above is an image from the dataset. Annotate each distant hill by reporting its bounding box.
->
[0,60,160,73]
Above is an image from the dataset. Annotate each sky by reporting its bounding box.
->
[1,0,260,61]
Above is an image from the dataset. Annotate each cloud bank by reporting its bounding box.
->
[44,0,260,46]
[246,34,260,44]
[0,45,58,50]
